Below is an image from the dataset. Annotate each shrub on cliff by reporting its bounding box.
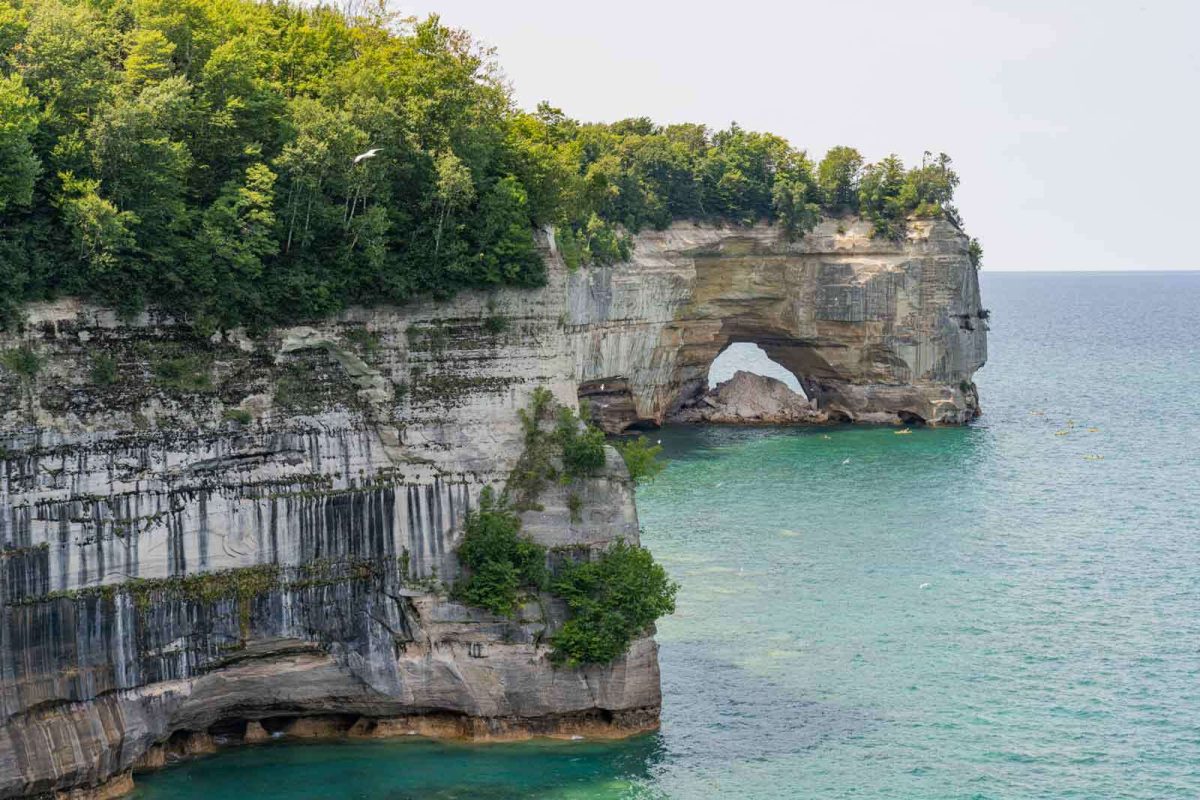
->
[550,540,678,665]
[556,407,607,480]
[457,391,677,662]
[455,487,547,616]
[614,436,666,485]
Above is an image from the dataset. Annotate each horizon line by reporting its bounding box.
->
[982,268,1200,274]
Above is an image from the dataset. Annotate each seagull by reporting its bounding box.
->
[919,582,931,590]
[841,458,850,465]
[353,148,381,164]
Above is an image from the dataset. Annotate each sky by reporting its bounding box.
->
[398,0,1198,271]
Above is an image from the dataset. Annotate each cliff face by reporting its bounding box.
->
[572,218,987,429]
[0,217,985,798]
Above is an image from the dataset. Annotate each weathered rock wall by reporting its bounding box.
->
[571,217,987,429]
[0,250,653,798]
[0,216,985,797]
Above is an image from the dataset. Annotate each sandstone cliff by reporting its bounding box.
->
[572,217,986,430]
[0,217,985,798]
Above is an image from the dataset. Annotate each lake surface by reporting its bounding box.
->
[134,272,1200,799]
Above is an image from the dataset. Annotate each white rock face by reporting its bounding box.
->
[0,216,986,798]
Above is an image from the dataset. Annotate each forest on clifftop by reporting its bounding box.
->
[0,0,972,330]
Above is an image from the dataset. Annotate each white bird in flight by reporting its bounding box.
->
[841,458,851,465]
[353,148,381,164]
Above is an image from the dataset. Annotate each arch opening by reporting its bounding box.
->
[707,342,808,400]
[670,340,825,425]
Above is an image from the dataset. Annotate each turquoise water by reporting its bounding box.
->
[134,273,1200,799]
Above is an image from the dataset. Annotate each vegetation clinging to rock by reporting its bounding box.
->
[550,539,678,666]
[453,390,676,664]
[0,344,40,377]
[454,487,547,617]
[614,436,666,485]
[556,406,607,480]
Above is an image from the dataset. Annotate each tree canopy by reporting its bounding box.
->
[0,0,970,330]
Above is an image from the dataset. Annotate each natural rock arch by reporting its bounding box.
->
[572,217,987,430]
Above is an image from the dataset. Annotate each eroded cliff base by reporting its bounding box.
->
[50,707,658,800]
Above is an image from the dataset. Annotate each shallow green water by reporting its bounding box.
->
[135,273,1200,799]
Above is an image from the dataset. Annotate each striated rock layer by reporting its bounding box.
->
[0,217,985,797]
[572,217,987,429]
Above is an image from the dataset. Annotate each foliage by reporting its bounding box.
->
[0,73,39,214]
[151,354,212,393]
[614,436,666,485]
[817,146,863,210]
[1,344,41,377]
[507,386,559,510]
[858,155,909,240]
[968,237,984,269]
[550,540,677,665]
[566,491,583,523]
[555,406,607,480]
[483,313,509,334]
[222,408,253,425]
[0,0,972,328]
[504,388,605,507]
[455,486,547,616]
[859,151,963,240]
[453,389,675,663]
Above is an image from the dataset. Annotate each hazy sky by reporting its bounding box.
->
[400,0,1198,271]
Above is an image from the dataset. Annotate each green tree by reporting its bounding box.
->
[551,540,677,665]
[858,155,908,239]
[900,151,960,220]
[0,74,40,212]
[817,146,862,210]
[86,76,193,260]
[455,487,547,616]
[475,176,542,286]
[555,406,607,479]
[16,0,116,141]
[0,0,973,329]
[196,162,278,324]
[55,172,138,303]
[614,436,665,485]
[123,29,176,91]
[433,150,475,263]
